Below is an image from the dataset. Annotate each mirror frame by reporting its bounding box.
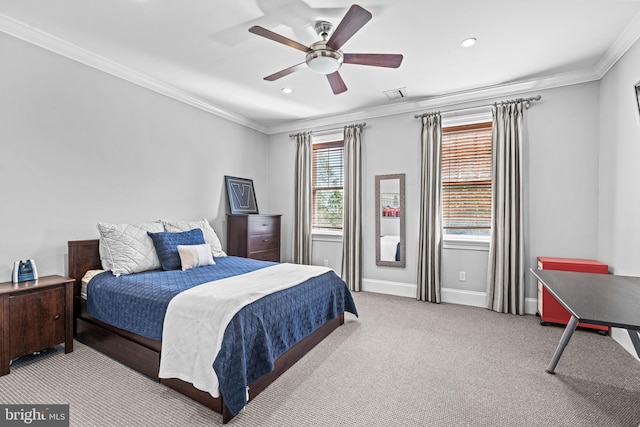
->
[375,173,406,267]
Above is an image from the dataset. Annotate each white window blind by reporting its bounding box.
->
[312,140,344,230]
[441,122,493,236]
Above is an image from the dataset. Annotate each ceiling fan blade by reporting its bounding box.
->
[343,53,404,68]
[327,71,347,94]
[327,4,372,50]
[264,62,307,81]
[249,26,310,52]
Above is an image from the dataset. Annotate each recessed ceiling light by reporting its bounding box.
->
[282,87,293,94]
[461,37,477,48]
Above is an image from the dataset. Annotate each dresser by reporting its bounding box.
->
[227,214,281,262]
[0,275,74,375]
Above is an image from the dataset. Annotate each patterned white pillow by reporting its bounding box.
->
[177,244,216,270]
[97,221,164,276]
[162,218,226,258]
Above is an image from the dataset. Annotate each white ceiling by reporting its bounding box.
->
[2,0,640,134]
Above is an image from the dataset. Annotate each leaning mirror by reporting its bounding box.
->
[375,173,405,267]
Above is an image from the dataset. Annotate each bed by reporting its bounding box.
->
[68,237,357,423]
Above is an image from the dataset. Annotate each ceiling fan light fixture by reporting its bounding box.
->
[307,54,341,74]
[306,42,343,74]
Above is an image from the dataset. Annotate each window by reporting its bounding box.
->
[312,140,344,230]
[441,121,493,236]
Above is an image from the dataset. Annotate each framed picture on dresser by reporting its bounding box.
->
[225,175,259,214]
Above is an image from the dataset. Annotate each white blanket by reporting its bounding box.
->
[158,263,331,397]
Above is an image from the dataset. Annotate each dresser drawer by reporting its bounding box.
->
[248,217,279,235]
[248,234,280,252]
[248,248,280,262]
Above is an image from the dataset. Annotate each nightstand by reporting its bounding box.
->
[0,275,74,375]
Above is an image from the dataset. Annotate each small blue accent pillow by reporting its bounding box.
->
[147,228,206,270]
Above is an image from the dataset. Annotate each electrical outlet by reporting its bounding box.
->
[459,271,466,281]
[323,259,329,267]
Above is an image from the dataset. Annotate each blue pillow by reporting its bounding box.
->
[147,228,206,270]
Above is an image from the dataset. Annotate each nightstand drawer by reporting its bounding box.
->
[248,234,280,252]
[248,217,279,235]
[248,248,280,262]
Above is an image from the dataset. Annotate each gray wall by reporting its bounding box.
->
[598,37,640,357]
[0,32,269,280]
[267,82,602,311]
[598,38,640,275]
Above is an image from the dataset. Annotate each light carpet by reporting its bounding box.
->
[1,291,639,426]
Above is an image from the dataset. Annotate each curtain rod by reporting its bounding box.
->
[289,122,367,138]
[413,95,542,119]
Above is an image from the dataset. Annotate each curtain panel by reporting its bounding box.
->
[417,114,443,303]
[341,125,363,292]
[293,132,312,265]
[486,102,525,314]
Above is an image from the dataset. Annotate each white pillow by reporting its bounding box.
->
[98,240,112,271]
[177,244,216,270]
[97,221,164,276]
[162,218,226,258]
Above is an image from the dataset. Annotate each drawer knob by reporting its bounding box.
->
[262,239,269,242]
[54,315,60,320]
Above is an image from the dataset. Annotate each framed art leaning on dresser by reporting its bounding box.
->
[225,176,259,214]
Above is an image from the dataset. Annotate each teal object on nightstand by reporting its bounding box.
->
[12,259,38,283]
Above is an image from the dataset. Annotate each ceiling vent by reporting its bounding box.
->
[384,87,408,100]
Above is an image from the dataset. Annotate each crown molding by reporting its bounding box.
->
[593,10,640,78]
[2,9,639,137]
[264,67,601,135]
[0,13,267,134]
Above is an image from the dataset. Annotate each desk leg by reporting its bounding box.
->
[546,315,579,374]
[628,330,640,359]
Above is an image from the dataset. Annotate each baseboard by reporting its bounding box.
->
[440,287,486,308]
[361,278,537,314]
[361,278,415,298]
[524,297,538,315]
[441,290,538,314]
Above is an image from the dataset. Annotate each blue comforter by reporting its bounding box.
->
[214,269,357,415]
[87,256,277,340]
[86,257,358,416]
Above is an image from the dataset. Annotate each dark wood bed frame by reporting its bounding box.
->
[68,239,344,423]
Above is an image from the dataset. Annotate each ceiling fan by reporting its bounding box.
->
[248,4,403,95]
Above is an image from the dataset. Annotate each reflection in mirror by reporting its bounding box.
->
[376,173,405,267]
